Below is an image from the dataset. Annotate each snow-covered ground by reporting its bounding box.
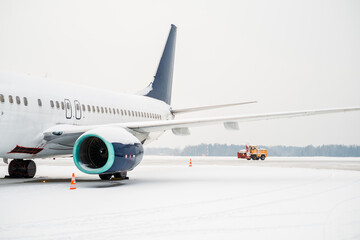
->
[1,156,360,240]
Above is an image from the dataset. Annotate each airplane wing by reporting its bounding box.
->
[43,106,360,145]
[171,101,257,115]
[125,106,360,132]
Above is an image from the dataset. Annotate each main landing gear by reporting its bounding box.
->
[99,172,128,181]
[8,159,36,178]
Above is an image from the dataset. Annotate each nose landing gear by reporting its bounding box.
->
[7,159,36,178]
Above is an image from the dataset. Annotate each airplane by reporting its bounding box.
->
[0,24,359,180]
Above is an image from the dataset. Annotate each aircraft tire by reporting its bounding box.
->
[99,173,112,180]
[8,159,23,177]
[113,172,128,180]
[24,160,36,178]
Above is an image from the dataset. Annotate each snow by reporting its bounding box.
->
[0,156,360,240]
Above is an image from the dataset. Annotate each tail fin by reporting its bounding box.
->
[143,24,177,105]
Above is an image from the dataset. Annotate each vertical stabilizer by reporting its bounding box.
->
[144,24,177,105]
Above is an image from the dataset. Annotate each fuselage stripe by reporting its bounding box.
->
[8,145,44,155]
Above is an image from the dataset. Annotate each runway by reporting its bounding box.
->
[0,156,360,240]
[142,156,360,171]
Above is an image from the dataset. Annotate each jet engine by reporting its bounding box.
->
[73,127,144,174]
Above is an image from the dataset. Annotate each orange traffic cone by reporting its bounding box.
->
[189,158,192,167]
[70,173,76,190]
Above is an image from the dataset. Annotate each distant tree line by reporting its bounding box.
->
[145,144,360,157]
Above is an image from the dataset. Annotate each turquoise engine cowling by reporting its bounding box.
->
[73,127,144,174]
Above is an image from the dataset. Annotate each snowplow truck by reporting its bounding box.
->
[237,145,268,160]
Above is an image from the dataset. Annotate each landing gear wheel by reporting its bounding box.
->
[113,172,128,180]
[8,159,36,178]
[8,159,23,177]
[99,173,112,180]
[260,155,265,160]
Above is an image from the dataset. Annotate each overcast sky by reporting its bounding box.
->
[0,0,359,148]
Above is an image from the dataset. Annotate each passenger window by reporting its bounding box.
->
[113,108,116,115]
[132,111,134,117]
[87,105,91,112]
[92,106,95,112]
[0,94,4,103]
[101,107,104,113]
[9,95,13,104]
[61,102,65,110]
[38,99,42,107]
[128,110,131,116]
[105,107,108,114]
[56,101,60,109]
[82,104,85,111]
[67,102,71,110]
[23,97,28,106]
[97,106,100,113]
[50,100,54,108]
[15,96,20,104]
[76,104,80,111]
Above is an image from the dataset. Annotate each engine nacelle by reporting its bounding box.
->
[73,127,144,174]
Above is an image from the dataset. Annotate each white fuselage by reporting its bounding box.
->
[0,71,172,159]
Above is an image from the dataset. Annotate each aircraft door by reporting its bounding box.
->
[74,100,82,120]
[64,99,72,119]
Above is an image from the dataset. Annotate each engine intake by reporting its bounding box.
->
[73,127,144,174]
[78,136,109,169]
